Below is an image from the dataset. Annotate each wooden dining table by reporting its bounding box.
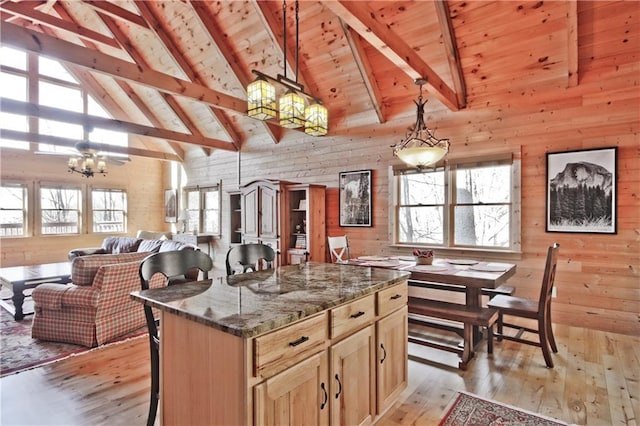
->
[347,256,517,367]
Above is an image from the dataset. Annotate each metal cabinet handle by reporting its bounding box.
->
[288,336,309,347]
[350,311,365,319]
[334,374,342,399]
[390,294,402,300]
[320,383,328,410]
[380,343,387,364]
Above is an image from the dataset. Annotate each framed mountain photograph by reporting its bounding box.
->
[546,147,617,234]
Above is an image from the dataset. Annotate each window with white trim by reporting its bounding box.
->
[40,186,82,235]
[0,183,28,237]
[92,188,127,233]
[394,154,521,251]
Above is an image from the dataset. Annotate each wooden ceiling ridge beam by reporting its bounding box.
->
[339,19,385,124]
[188,0,280,145]
[434,0,467,109]
[0,1,120,50]
[1,22,247,115]
[134,0,246,149]
[1,98,237,152]
[96,12,201,157]
[2,129,181,162]
[323,1,460,111]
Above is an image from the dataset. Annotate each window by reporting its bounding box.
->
[394,155,520,251]
[40,186,81,235]
[184,185,221,235]
[92,189,127,233]
[0,184,28,237]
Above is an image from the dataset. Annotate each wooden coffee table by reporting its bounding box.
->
[0,262,71,320]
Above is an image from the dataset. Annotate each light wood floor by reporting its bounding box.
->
[1,324,638,426]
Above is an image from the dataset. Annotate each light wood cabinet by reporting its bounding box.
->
[286,184,326,264]
[329,325,376,426]
[376,307,408,414]
[254,351,329,426]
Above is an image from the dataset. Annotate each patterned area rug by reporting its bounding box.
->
[439,392,569,426]
[0,296,146,377]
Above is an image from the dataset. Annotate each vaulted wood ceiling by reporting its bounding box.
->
[1,0,579,162]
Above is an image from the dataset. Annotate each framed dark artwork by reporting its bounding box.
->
[164,189,177,223]
[339,169,372,227]
[546,147,617,234]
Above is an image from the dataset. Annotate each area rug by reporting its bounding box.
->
[439,391,569,426]
[0,298,146,377]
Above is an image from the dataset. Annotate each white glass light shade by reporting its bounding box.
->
[83,157,94,170]
[68,157,78,168]
[304,103,328,136]
[247,78,277,120]
[396,144,447,168]
[97,159,107,173]
[279,90,305,128]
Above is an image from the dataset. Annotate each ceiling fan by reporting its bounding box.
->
[36,141,130,178]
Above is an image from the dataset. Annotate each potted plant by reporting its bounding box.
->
[413,249,434,265]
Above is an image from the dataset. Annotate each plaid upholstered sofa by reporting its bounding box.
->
[31,252,167,347]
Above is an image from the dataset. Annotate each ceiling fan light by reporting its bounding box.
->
[279,90,305,128]
[97,159,107,173]
[304,103,328,136]
[247,77,277,120]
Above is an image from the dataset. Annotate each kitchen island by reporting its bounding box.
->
[131,262,410,426]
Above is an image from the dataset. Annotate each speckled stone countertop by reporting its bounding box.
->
[130,262,409,338]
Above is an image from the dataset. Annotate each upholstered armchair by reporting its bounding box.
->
[32,252,166,347]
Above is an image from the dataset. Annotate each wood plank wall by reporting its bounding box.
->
[0,150,168,266]
[182,2,639,336]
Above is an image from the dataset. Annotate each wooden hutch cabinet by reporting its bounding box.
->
[238,179,326,266]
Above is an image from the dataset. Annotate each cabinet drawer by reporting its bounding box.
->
[254,312,327,379]
[377,283,408,317]
[330,294,375,339]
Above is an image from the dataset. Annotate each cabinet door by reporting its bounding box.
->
[254,351,329,426]
[330,325,375,426]
[260,185,279,239]
[242,186,259,238]
[376,306,408,414]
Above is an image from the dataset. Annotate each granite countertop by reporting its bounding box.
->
[130,262,409,338]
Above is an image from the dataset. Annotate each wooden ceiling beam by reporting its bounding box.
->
[188,1,280,145]
[0,1,120,50]
[434,0,467,109]
[1,98,238,152]
[339,19,385,124]
[84,0,149,29]
[1,22,247,115]
[323,1,460,111]
[134,0,246,150]
[1,130,181,162]
[97,12,201,157]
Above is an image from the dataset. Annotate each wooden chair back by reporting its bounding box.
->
[538,242,560,316]
[327,235,350,263]
[225,243,275,275]
[138,249,213,426]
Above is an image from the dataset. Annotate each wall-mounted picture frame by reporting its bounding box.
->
[339,169,372,227]
[164,189,177,223]
[546,147,617,234]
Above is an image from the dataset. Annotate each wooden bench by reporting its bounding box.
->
[407,296,499,370]
[408,279,515,300]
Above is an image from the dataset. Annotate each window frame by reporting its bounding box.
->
[392,153,521,254]
[38,183,83,236]
[183,183,221,236]
[90,187,128,234]
[0,182,28,237]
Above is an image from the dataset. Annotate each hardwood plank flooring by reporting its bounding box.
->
[1,325,638,426]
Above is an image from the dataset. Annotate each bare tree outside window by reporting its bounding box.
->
[92,189,126,233]
[0,184,27,236]
[41,187,80,234]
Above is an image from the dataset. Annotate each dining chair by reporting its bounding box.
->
[487,243,560,368]
[138,249,213,426]
[225,243,276,275]
[327,235,350,263]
